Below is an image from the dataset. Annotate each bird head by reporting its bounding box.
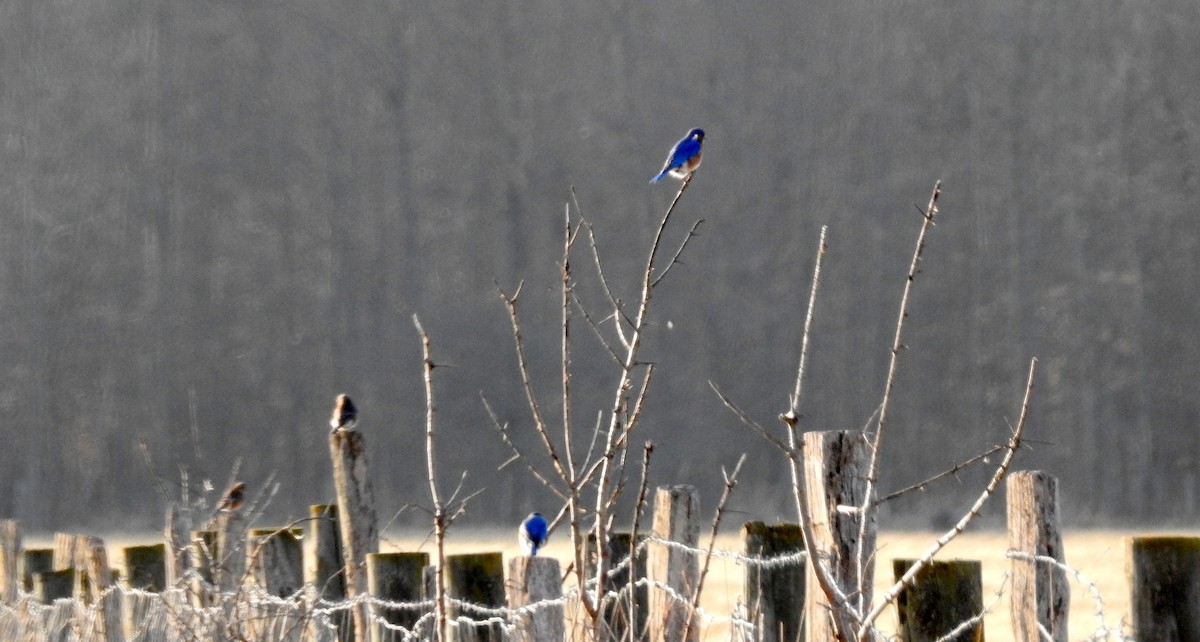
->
[689,128,705,141]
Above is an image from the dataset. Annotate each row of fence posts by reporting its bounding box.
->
[3,430,1200,641]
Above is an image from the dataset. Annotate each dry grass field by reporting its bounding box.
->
[31,528,1155,642]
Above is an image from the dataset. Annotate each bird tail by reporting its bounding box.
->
[650,171,667,183]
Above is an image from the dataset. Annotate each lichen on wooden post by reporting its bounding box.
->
[1007,470,1068,642]
[892,559,983,642]
[1128,536,1200,642]
[647,485,700,642]
[742,521,805,642]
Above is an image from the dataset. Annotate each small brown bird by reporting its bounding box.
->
[331,393,357,433]
[216,482,246,512]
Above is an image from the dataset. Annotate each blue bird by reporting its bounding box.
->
[650,128,705,183]
[519,512,549,556]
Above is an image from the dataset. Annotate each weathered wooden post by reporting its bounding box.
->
[508,556,563,642]
[1007,470,1068,642]
[214,511,247,592]
[606,532,649,642]
[164,504,188,586]
[123,544,166,591]
[802,431,875,642]
[331,414,379,642]
[368,552,430,642]
[247,527,304,596]
[33,569,75,602]
[892,559,983,642]
[306,504,346,598]
[1128,536,1200,641]
[189,529,218,607]
[1,519,19,603]
[445,552,506,642]
[23,549,53,592]
[647,485,700,642]
[121,544,168,640]
[742,522,805,642]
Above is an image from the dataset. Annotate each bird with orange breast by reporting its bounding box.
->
[331,394,358,433]
[216,482,246,512]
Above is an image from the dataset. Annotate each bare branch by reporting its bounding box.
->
[652,218,705,287]
[710,380,788,452]
[782,225,829,424]
[412,313,448,642]
[878,443,1009,504]
[857,357,1037,642]
[481,394,568,501]
[498,283,571,486]
[684,453,747,642]
[857,181,941,614]
[570,289,624,365]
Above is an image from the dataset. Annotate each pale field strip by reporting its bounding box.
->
[25,528,1161,642]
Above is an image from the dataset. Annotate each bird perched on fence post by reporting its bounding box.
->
[216,482,246,513]
[519,512,549,556]
[330,393,357,433]
[650,128,705,183]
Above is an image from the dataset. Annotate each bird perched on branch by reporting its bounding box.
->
[519,512,549,556]
[650,128,705,183]
[330,393,357,433]
[216,482,246,512]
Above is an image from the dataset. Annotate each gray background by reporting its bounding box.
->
[1,0,1197,530]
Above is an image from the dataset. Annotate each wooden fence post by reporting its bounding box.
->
[189,530,218,607]
[120,544,167,640]
[306,504,346,598]
[368,552,431,642]
[1128,536,1200,641]
[742,522,805,642]
[164,504,188,586]
[648,485,700,642]
[1,519,19,603]
[331,424,379,642]
[802,431,875,642]
[1007,470,1069,642]
[247,527,304,596]
[606,532,649,642]
[123,544,166,591]
[23,549,53,592]
[892,559,983,642]
[445,552,506,642]
[508,556,563,642]
[214,512,247,592]
[33,569,74,602]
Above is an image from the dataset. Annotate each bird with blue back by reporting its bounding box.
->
[519,512,549,556]
[650,128,705,183]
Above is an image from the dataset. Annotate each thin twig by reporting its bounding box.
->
[684,454,747,642]
[709,380,788,452]
[652,218,705,287]
[413,314,448,642]
[877,443,1008,504]
[781,225,828,424]
[481,394,568,500]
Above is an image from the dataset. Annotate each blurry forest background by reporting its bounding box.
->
[0,0,1198,531]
